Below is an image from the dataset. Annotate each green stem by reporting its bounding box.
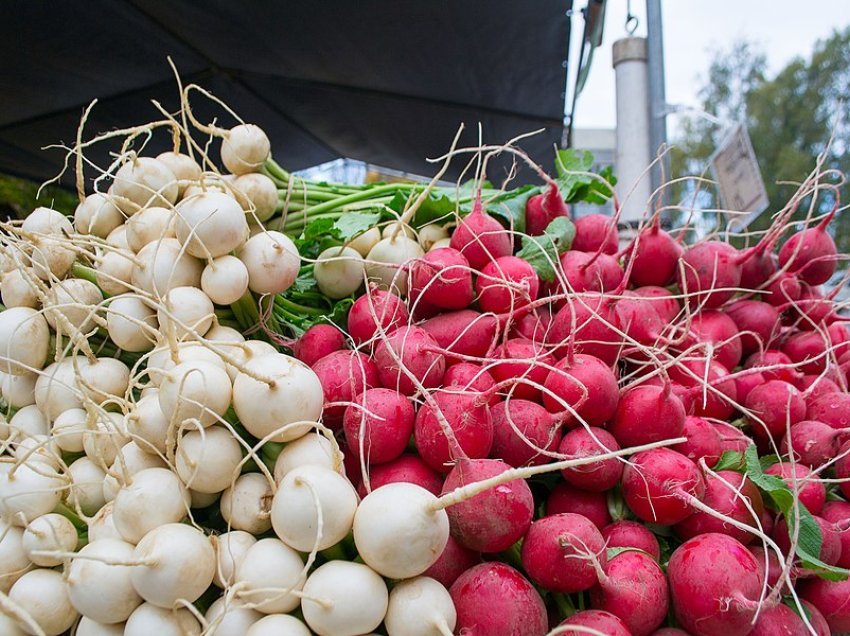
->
[72,263,110,298]
[553,593,576,619]
[274,296,325,316]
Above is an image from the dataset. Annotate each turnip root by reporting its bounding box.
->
[112,467,190,543]
[314,246,365,299]
[246,614,312,636]
[157,285,214,339]
[366,235,424,295]
[220,472,273,534]
[0,307,49,376]
[238,230,300,294]
[232,173,277,222]
[123,602,201,636]
[106,295,158,352]
[213,530,256,588]
[0,525,30,593]
[274,431,344,481]
[21,513,77,567]
[66,538,142,624]
[74,192,124,238]
[155,151,201,196]
[175,425,243,493]
[206,598,263,635]
[125,206,175,252]
[1,270,38,309]
[0,461,65,526]
[384,576,457,636]
[221,123,271,174]
[174,190,249,259]
[348,227,382,257]
[102,442,166,502]
[112,157,178,211]
[72,617,124,636]
[67,457,108,514]
[234,537,305,613]
[132,238,203,296]
[158,360,232,428]
[22,207,76,280]
[8,568,78,636]
[95,249,135,296]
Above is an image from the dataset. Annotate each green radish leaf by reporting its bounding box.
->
[554,149,616,204]
[303,217,337,240]
[712,450,746,472]
[333,212,382,241]
[291,270,319,294]
[485,184,540,234]
[516,217,575,282]
[606,546,654,561]
[410,191,458,228]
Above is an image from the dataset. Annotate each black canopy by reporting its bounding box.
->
[0,1,572,185]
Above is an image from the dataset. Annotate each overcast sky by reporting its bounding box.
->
[571,0,850,133]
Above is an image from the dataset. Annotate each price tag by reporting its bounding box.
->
[709,123,769,225]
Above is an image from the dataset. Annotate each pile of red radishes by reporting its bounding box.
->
[294,183,850,636]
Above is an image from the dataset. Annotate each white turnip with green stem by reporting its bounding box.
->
[0,460,66,527]
[67,456,107,515]
[50,407,86,452]
[157,360,232,429]
[238,230,300,295]
[155,150,202,197]
[0,371,36,409]
[64,538,143,624]
[111,156,178,212]
[348,226,381,257]
[246,614,312,636]
[232,173,278,222]
[102,441,167,502]
[44,278,103,335]
[156,285,215,340]
[125,392,169,455]
[366,234,424,295]
[204,596,262,635]
[219,123,271,175]
[220,473,273,535]
[233,537,305,614]
[201,255,250,305]
[125,206,175,252]
[7,568,78,635]
[95,248,135,296]
[74,192,124,239]
[270,464,358,552]
[106,295,158,352]
[300,560,389,636]
[1,270,38,308]
[213,530,256,588]
[384,576,456,636]
[314,246,365,299]
[273,430,344,482]
[123,601,201,636]
[22,514,77,568]
[0,307,50,376]
[129,523,216,608]
[81,412,129,467]
[111,467,190,544]
[174,190,249,259]
[175,425,243,494]
[0,525,31,593]
[132,238,203,297]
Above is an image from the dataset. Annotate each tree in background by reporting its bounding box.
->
[671,27,850,249]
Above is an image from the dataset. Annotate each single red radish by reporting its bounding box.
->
[357,453,443,497]
[625,225,683,287]
[748,545,786,588]
[409,247,474,310]
[547,293,622,365]
[374,326,446,396]
[422,534,480,588]
[735,370,765,403]
[293,324,345,367]
[712,421,754,454]
[765,271,802,307]
[546,481,611,530]
[510,308,553,343]
[312,350,379,428]
[782,331,831,375]
[601,520,661,561]
[558,610,631,636]
[800,576,850,633]
[744,349,802,385]
[449,200,513,270]
[573,213,618,254]
[838,441,850,499]
[476,256,539,314]
[726,299,780,355]
[490,399,560,467]
[342,388,415,464]
[347,288,409,346]
[764,462,826,515]
[443,363,497,404]
[609,384,685,448]
[671,358,739,420]
[672,415,723,467]
[678,240,742,308]
[748,602,823,636]
[740,247,778,289]
[621,448,705,525]
[806,391,850,432]
[745,380,806,439]
[558,427,623,492]
[542,353,620,425]
[421,309,500,362]
[631,285,681,323]
[489,338,556,402]
[779,219,838,285]
[821,501,850,568]
[780,420,841,468]
[686,310,743,371]
[772,515,842,567]
[560,250,624,293]
[525,183,570,236]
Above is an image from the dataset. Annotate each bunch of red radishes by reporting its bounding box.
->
[295,182,850,636]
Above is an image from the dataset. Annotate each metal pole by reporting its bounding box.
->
[646,0,668,205]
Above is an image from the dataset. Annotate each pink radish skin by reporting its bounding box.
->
[542,353,620,425]
[521,513,606,593]
[559,610,631,636]
[773,515,842,567]
[614,292,668,346]
[546,482,611,530]
[342,388,415,464]
[525,184,570,236]
[573,213,618,254]
[745,380,806,439]
[558,427,623,492]
[449,202,513,271]
[443,363,497,404]
[678,240,742,308]
[347,289,409,346]
[672,415,723,467]
[559,250,624,293]
[601,520,661,561]
[799,375,842,403]
[782,331,830,375]
[726,299,780,355]
[780,420,840,468]
[748,602,819,636]
[748,545,787,588]
[621,448,706,525]
[632,286,681,323]
[409,247,474,310]
[736,370,765,403]
[668,533,763,636]
[476,256,539,314]
[671,358,739,420]
[806,391,850,433]
[312,350,379,428]
[651,630,692,636]
[765,271,802,307]
[414,387,493,473]
[422,534,480,588]
[626,225,683,287]
[293,324,345,367]
[373,326,446,396]
[779,223,838,286]
[802,600,832,636]
[547,293,621,365]
[490,399,560,467]
[674,470,764,545]
[800,577,850,633]
[744,349,801,386]
[356,453,443,497]
[740,248,778,289]
[450,562,547,636]
[821,501,850,568]
[420,309,500,362]
[838,442,850,499]
[764,462,826,515]
[510,308,553,343]
[713,421,754,454]
[490,338,555,402]
[609,385,685,448]
[686,310,743,371]
[590,549,670,636]
[441,458,533,552]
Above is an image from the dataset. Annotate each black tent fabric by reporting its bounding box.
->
[0,1,571,185]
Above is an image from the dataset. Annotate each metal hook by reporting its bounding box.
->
[625,0,639,34]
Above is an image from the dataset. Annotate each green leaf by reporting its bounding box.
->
[292,270,319,294]
[303,216,337,241]
[516,217,575,282]
[411,191,458,228]
[485,184,540,234]
[334,212,381,241]
[606,546,653,561]
[712,450,746,472]
[554,149,616,205]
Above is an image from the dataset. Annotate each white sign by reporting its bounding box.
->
[709,123,769,224]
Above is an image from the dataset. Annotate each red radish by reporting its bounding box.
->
[806,391,850,432]
[780,420,840,468]
[632,285,681,323]
[800,576,850,633]
[838,442,850,499]
[590,549,670,636]
[449,200,512,271]
[674,470,763,544]
[744,349,801,385]
[450,562,547,636]
[476,256,539,314]
[357,453,443,497]
[342,388,415,464]
[490,399,560,467]
[740,247,778,289]
[489,338,555,402]
[668,533,763,636]
[802,600,832,636]
[374,326,446,396]
[347,289,409,345]
[686,310,743,371]
[748,545,786,588]
[521,512,606,593]
[546,482,611,530]
[672,415,723,467]
[573,213,618,254]
[765,271,802,307]
[726,299,780,355]
[799,374,842,402]
[786,283,836,326]
[560,250,624,293]
[748,602,820,636]
[614,292,669,346]
[421,309,500,362]
[745,380,806,439]
[441,458,533,552]
[764,462,826,515]
[601,520,661,561]
[443,363,497,404]
[625,225,683,287]
[558,427,623,492]
[736,370,765,403]
[414,387,493,473]
[409,247,474,310]
[779,221,838,285]
[782,331,831,375]
[510,308,553,343]
[821,501,850,568]
[293,324,345,366]
[312,350,379,427]
[542,354,619,425]
[671,358,739,420]
[525,183,570,236]
[559,610,631,636]
[422,534,480,588]
[773,515,842,567]
[609,385,685,448]
[713,421,754,454]
[678,240,742,308]
[621,448,706,525]
[547,293,622,365]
